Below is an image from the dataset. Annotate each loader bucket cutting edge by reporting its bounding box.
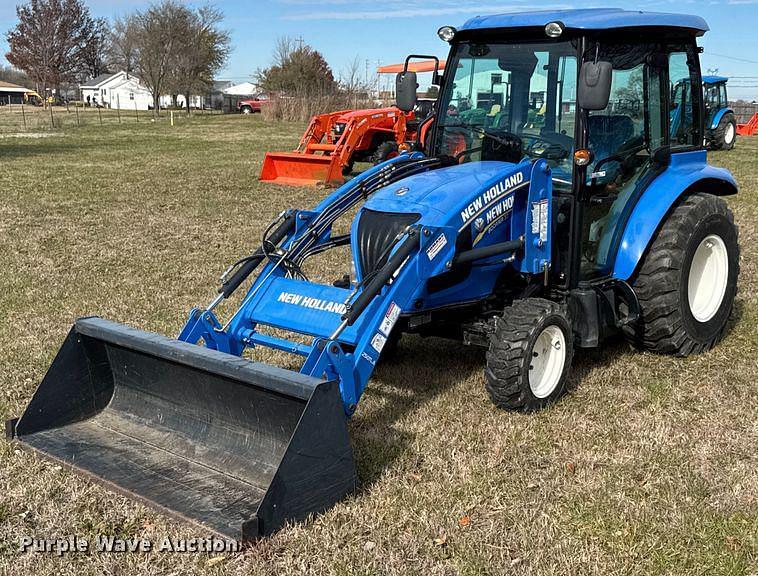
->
[260,151,343,186]
[8,317,357,541]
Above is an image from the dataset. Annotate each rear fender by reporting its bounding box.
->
[710,107,734,130]
[612,150,737,281]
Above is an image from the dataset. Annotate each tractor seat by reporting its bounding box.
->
[587,115,635,160]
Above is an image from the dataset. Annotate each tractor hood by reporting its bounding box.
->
[363,160,525,224]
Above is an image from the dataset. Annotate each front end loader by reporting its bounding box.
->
[260,107,416,186]
[10,9,740,541]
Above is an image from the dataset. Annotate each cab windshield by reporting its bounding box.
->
[435,40,578,184]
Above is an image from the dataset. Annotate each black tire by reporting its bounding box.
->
[485,298,574,412]
[623,193,739,356]
[372,141,400,165]
[342,160,355,177]
[712,113,737,150]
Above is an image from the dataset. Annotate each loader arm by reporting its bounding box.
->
[182,156,553,415]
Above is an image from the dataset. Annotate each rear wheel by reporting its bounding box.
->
[624,193,739,355]
[712,113,737,150]
[372,141,400,165]
[485,298,573,411]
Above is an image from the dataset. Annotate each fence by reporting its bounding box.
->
[730,102,758,124]
[0,98,224,133]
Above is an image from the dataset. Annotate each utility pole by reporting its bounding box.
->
[295,35,305,50]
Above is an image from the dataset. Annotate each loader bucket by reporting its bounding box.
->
[7,317,357,541]
[260,151,344,186]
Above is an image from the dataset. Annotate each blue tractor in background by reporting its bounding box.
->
[673,75,737,150]
[703,76,737,149]
[10,9,740,540]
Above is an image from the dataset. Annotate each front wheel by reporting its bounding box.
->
[240,106,252,115]
[372,141,400,165]
[485,298,573,412]
[624,193,739,355]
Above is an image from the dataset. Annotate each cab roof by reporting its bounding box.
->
[459,9,709,36]
[703,75,729,85]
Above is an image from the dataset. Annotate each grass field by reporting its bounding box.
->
[0,115,756,575]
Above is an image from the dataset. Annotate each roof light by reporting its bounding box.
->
[438,26,457,42]
[545,21,564,38]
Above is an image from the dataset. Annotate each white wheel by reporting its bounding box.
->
[487,298,573,411]
[528,325,566,399]
[724,123,735,146]
[241,107,252,115]
[688,234,729,323]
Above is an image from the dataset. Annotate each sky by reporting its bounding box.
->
[1,0,758,100]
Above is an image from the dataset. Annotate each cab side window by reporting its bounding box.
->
[669,51,701,146]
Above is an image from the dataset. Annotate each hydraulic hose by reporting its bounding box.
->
[219,212,296,298]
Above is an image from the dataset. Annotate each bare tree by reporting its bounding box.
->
[173,6,230,115]
[340,56,368,96]
[273,37,295,68]
[133,1,188,116]
[81,17,111,79]
[0,65,31,87]
[109,15,139,77]
[6,0,99,105]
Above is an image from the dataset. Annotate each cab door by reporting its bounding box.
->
[578,42,668,280]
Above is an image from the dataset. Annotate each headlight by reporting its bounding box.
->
[438,26,457,42]
[545,21,564,38]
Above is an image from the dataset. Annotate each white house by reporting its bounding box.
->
[79,72,153,110]
[223,81,258,96]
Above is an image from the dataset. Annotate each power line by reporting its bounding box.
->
[705,51,758,65]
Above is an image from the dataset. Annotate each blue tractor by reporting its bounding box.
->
[10,9,740,540]
[672,75,736,149]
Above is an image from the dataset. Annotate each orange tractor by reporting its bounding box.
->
[260,58,444,187]
[260,107,418,186]
[737,113,758,137]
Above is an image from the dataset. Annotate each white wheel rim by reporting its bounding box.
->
[529,325,566,399]
[688,234,729,323]
[725,123,735,144]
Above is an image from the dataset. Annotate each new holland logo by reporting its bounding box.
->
[277,292,347,315]
[395,187,409,196]
[474,217,485,232]
[459,171,528,229]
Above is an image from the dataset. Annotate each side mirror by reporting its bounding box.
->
[578,60,612,111]
[396,71,418,112]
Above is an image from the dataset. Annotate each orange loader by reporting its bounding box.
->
[260,107,419,187]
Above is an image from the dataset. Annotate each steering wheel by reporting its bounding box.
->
[521,134,570,161]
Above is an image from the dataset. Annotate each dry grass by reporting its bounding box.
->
[0,116,756,575]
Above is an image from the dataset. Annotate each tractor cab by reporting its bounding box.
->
[671,75,735,150]
[399,9,718,283]
[702,76,736,149]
